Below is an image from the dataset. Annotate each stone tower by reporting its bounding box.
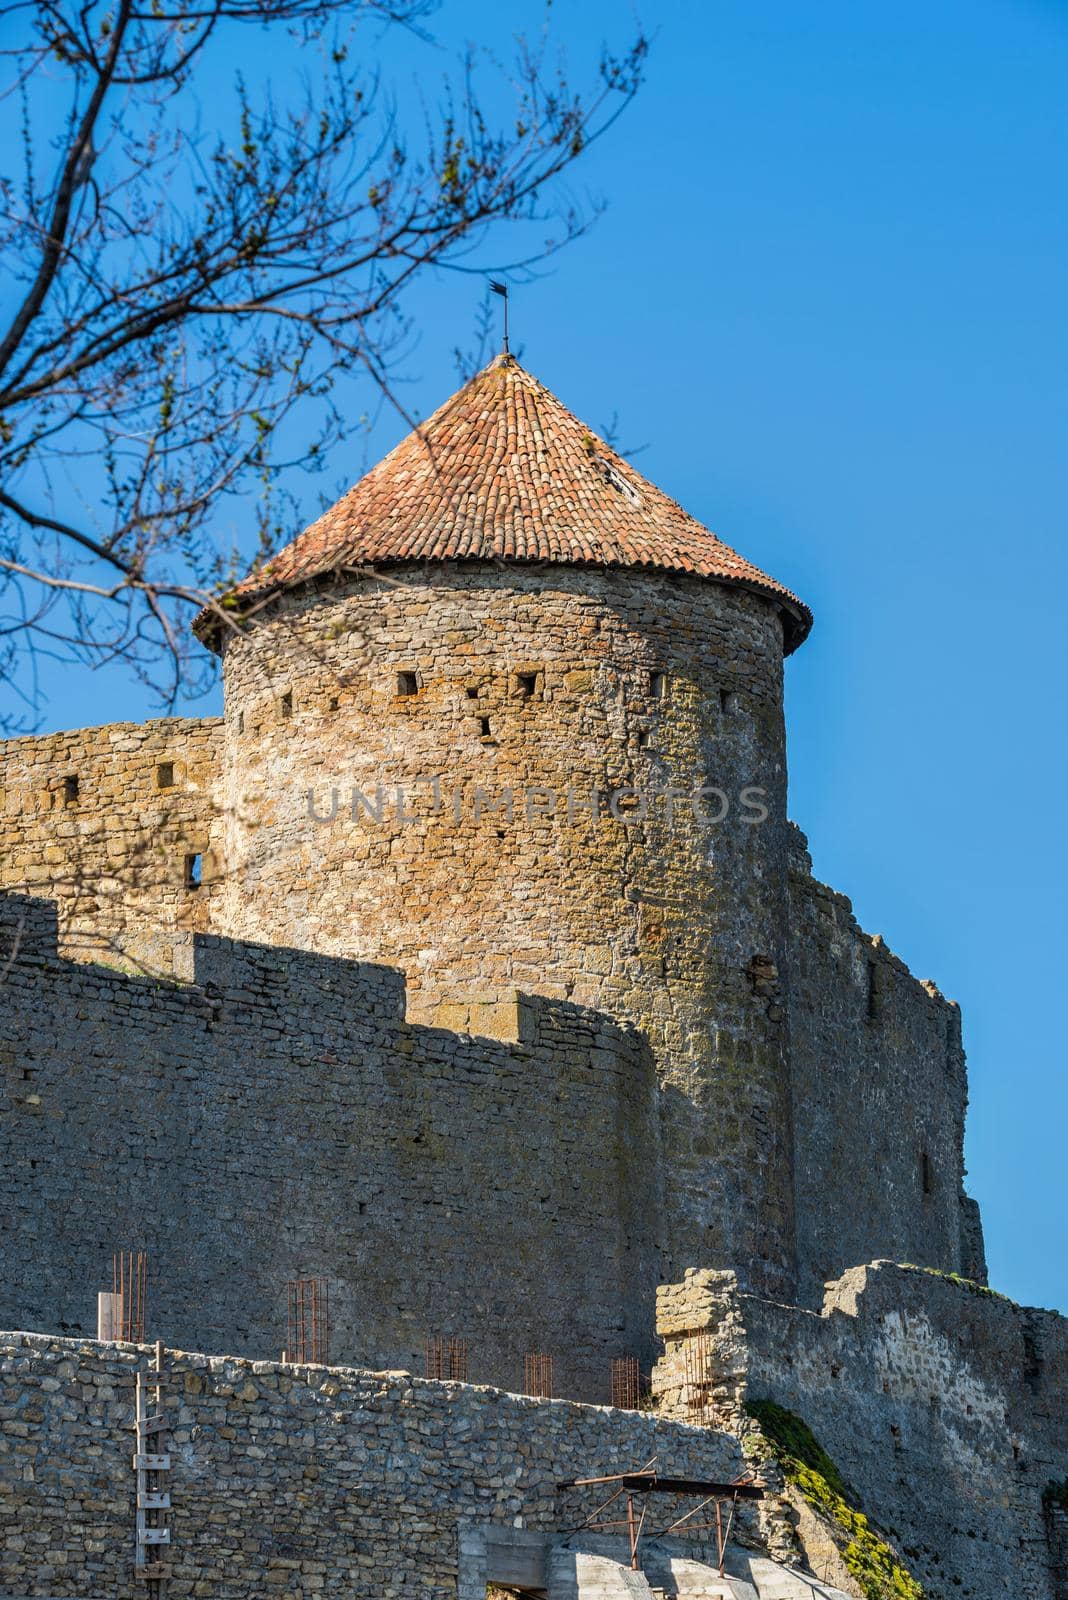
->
[196,352,812,1301]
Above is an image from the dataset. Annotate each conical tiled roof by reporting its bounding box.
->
[201,353,811,652]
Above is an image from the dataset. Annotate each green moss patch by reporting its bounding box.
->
[897,1264,1009,1303]
[746,1400,924,1600]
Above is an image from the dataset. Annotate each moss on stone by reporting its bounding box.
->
[746,1399,924,1600]
[897,1264,1009,1303]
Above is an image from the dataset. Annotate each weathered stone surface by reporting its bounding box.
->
[214,565,799,1302]
[0,717,222,974]
[785,826,981,1304]
[0,569,983,1365]
[0,1332,752,1600]
[0,512,1037,1600]
[651,1263,1068,1600]
[0,894,660,1402]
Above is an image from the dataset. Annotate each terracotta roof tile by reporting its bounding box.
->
[200,353,811,652]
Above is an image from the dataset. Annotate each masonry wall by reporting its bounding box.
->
[0,1331,750,1600]
[653,1263,1068,1600]
[214,563,798,1301]
[0,718,223,974]
[0,891,662,1402]
[786,827,980,1304]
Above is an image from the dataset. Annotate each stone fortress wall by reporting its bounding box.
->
[1,1266,1064,1600]
[0,1329,753,1600]
[785,826,982,1307]
[0,717,223,974]
[214,564,798,1304]
[0,565,983,1324]
[0,892,661,1404]
[0,825,979,1401]
[0,555,984,1370]
[653,1265,1068,1600]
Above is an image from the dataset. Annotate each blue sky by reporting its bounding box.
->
[21,0,1067,1309]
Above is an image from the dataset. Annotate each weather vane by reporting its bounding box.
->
[489,279,510,353]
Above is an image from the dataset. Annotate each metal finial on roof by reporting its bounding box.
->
[489,279,509,353]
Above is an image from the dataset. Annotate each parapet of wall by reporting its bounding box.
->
[652,1263,1068,1600]
[0,1330,750,1600]
[0,717,223,974]
[0,890,663,1402]
[785,825,981,1303]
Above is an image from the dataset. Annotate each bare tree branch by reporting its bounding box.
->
[0,0,647,730]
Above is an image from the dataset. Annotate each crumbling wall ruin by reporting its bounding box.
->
[652,1265,1068,1600]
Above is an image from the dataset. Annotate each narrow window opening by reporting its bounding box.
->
[921,1150,933,1195]
[637,728,650,750]
[396,670,419,697]
[184,853,203,890]
[720,687,739,715]
[236,711,244,735]
[479,716,492,739]
[866,959,881,1021]
[280,690,293,718]
[156,761,174,789]
[515,671,539,699]
[62,774,79,805]
[649,670,666,699]
[328,696,339,712]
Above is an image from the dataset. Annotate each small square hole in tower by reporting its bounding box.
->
[649,670,666,700]
[184,852,203,890]
[515,671,540,699]
[280,690,293,718]
[156,761,174,789]
[397,670,419,697]
[62,774,79,805]
[465,684,480,700]
[479,716,492,739]
[720,687,738,715]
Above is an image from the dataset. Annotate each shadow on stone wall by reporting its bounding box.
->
[0,890,664,1403]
